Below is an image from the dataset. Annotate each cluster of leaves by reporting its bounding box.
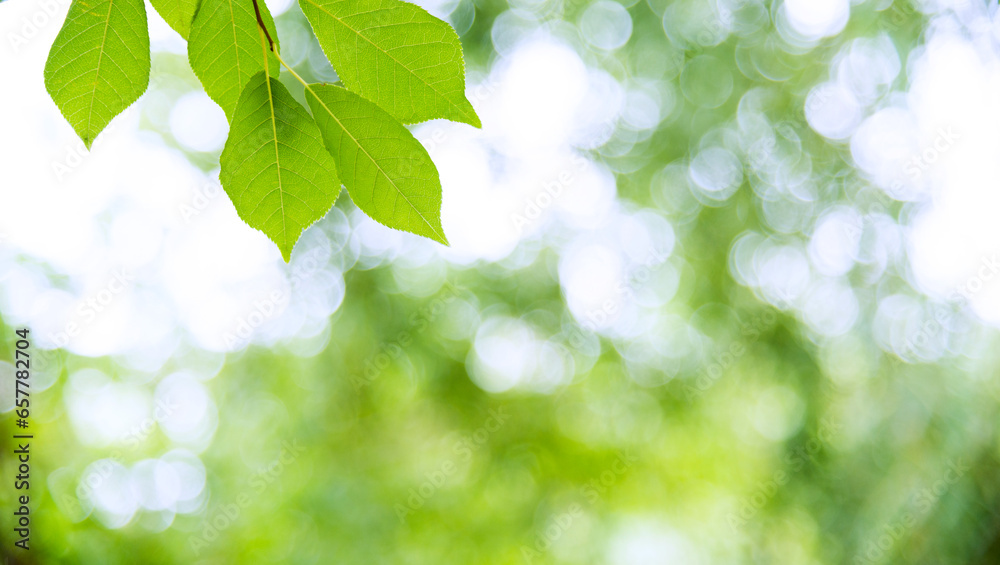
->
[42,0,481,259]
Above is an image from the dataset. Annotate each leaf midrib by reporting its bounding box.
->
[87,0,117,142]
[263,77,288,248]
[226,0,244,99]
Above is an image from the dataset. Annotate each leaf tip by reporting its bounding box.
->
[467,111,482,129]
[430,229,450,247]
[279,242,294,263]
[460,101,482,129]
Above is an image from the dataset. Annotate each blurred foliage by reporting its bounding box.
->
[5,0,1000,565]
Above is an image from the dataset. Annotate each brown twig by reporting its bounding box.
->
[250,0,275,52]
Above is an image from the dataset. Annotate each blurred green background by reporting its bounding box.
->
[4,0,1000,564]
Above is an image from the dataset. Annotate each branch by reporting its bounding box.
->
[251,0,275,52]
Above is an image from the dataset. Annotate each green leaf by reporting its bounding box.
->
[306,83,448,245]
[187,0,279,121]
[149,0,199,39]
[220,72,341,262]
[43,0,151,149]
[300,0,480,128]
